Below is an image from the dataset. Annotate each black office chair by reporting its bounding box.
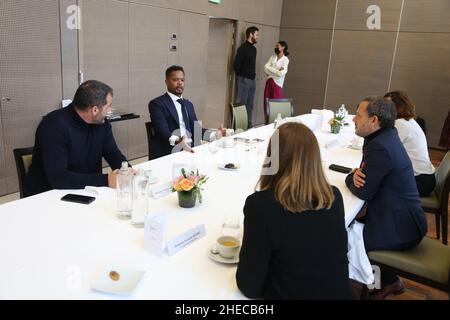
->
[145,122,155,160]
[13,147,34,199]
[416,116,427,136]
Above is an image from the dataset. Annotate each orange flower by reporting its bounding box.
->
[173,176,184,192]
[179,178,194,192]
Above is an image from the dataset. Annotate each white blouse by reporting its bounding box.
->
[395,118,435,176]
[264,55,289,88]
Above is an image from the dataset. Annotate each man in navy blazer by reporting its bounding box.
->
[148,65,224,159]
[346,96,427,299]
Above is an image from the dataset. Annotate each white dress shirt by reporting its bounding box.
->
[395,118,435,176]
[167,91,191,146]
[264,54,289,88]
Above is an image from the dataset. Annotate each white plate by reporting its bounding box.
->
[92,267,146,295]
[218,163,240,171]
[207,245,240,264]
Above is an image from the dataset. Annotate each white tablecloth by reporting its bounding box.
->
[0,116,368,299]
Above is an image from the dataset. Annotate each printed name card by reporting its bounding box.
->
[150,181,173,199]
[144,213,168,257]
[166,225,206,256]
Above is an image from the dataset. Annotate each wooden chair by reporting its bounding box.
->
[420,151,450,245]
[145,122,155,161]
[13,147,34,198]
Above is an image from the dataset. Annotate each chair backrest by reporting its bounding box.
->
[266,98,293,125]
[145,122,155,160]
[416,116,427,136]
[13,147,34,199]
[229,103,248,132]
[435,151,450,205]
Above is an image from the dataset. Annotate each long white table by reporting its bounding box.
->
[0,117,363,299]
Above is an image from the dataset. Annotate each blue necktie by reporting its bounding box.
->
[177,98,192,135]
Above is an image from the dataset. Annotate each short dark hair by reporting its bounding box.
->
[361,96,397,128]
[383,90,416,120]
[72,80,113,111]
[165,65,184,79]
[246,26,259,39]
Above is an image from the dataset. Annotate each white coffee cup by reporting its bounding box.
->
[216,235,241,259]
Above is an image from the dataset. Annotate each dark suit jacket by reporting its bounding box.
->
[148,93,204,160]
[345,127,427,251]
[236,187,354,300]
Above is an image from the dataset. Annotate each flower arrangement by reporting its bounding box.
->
[329,109,346,134]
[172,168,208,207]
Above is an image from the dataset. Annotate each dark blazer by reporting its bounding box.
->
[345,127,427,252]
[148,93,203,160]
[236,187,354,300]
[24,104,126,197]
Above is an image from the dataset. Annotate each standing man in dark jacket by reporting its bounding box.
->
[24,80,128,197]
[234,26,259,128]
[346,96,427,300]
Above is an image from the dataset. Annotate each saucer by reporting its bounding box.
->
[92,266,146,295]
[218,163,240,171]
[207,245,240,264]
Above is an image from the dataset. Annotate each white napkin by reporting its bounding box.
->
[84,186,114,196]
[347,221,375,285]
[312,109,335,131]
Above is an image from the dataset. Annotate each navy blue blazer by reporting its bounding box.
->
[345,127,427,251]
[148,93,203,160]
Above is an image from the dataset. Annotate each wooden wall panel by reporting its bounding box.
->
[390,32,450,147]
[335,0,403,32]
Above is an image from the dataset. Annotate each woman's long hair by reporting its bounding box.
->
[259,122,334,212]
[384,90,416,120]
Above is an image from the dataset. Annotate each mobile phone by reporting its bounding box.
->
[328,164,352,174]
[61,194,96,205]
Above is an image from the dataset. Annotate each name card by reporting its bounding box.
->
[144,213,168,257]
[150,181,173,199]
[166,225,206,256]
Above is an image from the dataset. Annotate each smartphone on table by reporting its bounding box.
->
[61,194,96,205]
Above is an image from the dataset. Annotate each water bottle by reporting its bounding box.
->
[131,169,149,228]
[339,104,348,118]
[117,161,132,220]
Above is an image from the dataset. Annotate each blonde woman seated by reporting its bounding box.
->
[384,91,436,196]
[236,123,354,300]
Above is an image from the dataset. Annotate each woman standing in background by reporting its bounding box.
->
[263,41,290,123]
